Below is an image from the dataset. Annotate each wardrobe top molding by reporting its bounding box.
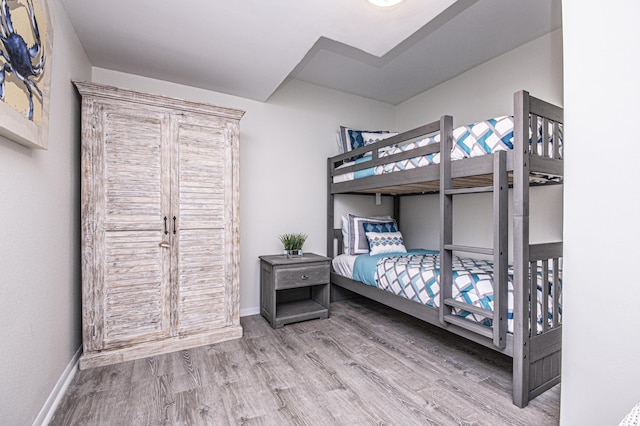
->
[73,81,246,121]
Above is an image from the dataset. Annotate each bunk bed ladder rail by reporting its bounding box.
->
[438,116,509,350]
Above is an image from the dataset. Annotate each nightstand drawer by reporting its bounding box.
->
[275,264,329,290]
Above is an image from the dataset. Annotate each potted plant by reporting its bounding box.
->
[279,233,307,257]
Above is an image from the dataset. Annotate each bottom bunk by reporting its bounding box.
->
[329,233,562,407]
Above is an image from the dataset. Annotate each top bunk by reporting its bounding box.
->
[328,90,563,196]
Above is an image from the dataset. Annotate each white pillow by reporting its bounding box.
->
[366,231,407,255]
[341,214,350,253]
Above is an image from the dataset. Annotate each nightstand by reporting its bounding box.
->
[259,253,331,328]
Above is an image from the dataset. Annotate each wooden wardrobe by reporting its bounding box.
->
[75,82,244,369]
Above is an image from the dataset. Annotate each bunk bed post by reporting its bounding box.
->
[513,90,531,407]
[327,158,335,259]
[492,150,508,349]
[439,115,454,326]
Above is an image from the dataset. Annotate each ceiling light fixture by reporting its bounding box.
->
[367,0,404,8]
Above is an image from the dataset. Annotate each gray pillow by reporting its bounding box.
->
[343,214,396,255]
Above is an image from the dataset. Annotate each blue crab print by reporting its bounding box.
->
[0,0,45,121]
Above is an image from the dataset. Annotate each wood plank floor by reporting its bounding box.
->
[50,298,560,425]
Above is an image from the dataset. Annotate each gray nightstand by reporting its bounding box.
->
[259,253,331,328]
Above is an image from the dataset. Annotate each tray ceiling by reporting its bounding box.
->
[60,0,561,105]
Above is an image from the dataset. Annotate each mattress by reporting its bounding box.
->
[332,250,562,334]
[333,115,562,184]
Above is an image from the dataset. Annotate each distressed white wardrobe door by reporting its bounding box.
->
[94,104,171,350]
[172,113,239,336]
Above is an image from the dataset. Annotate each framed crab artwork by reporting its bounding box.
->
[0,0,52,150]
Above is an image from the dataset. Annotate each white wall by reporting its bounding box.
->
[561,1,640,425]
[395,30,564,255]
[91,69,395,316]
[396,30,564,130]
[0,2,91,424]
[400,187,563,256]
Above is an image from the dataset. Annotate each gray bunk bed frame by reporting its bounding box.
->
[326,90,563,408]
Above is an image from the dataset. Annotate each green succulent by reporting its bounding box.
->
[279,233,307,251]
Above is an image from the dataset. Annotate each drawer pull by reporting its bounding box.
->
[301,275,309,280]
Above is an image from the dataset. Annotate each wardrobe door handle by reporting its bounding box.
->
[164,216,168,235]
[173,216,177,234]
[301,275,309,280]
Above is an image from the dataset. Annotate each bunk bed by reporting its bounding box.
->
[326,90,563,408]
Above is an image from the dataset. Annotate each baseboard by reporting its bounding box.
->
[240,306,260,317]
[33,346,81,426]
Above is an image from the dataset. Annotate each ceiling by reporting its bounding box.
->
[59,0,562,106]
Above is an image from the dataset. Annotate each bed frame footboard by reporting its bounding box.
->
[528,328,562,399]
[512,90,563,407]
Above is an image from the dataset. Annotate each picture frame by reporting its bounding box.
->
[0,0,53,150]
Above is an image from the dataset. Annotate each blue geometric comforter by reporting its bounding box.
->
[334,115,563,183]
[353,250,562,334]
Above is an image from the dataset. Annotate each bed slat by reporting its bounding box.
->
[541,260,549,333]
[529,261,538,336]
[443,315,494,339]
[542,118,550,158]
[552,258,561,328]
[444,298,493,319]
[529,114,538,155]
[553,122,561,160]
